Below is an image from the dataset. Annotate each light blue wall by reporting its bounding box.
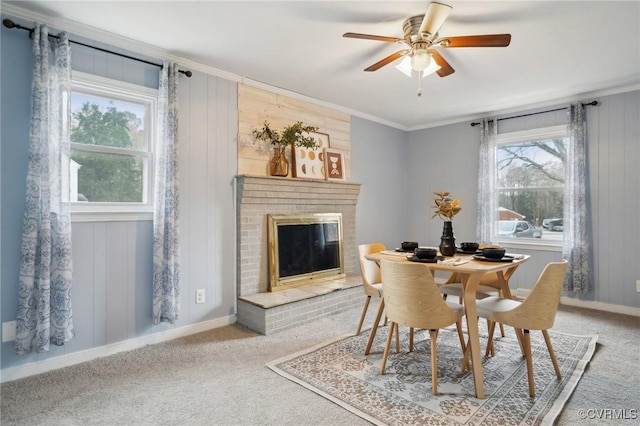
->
[351,117,408,259]
[1,17,238,371]
[1,19,35,365]
[406,121,480,247]
[585,91,640,307]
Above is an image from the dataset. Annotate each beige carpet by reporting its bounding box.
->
[268,325,597,425]
[3,304,638,425]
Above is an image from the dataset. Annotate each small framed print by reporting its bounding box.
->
[293,132,330,180]
[324,148,345,180]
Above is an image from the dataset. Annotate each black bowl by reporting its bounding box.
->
[460,242,479,252]
[401,241,418,251]
[482,247,506,259]
[414,246,438,259]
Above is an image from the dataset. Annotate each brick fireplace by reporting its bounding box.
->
[235,175,362,334]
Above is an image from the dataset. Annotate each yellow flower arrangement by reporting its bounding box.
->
[431,191,461,221]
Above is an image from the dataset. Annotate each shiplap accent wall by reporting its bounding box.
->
[237,84,351,178]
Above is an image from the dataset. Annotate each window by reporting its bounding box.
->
[70,72,157,219]
[495,125,567,245]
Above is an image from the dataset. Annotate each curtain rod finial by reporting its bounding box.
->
[3,19,17,29]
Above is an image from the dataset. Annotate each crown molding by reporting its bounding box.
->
[407,82,640,131]
[1,4,239,83]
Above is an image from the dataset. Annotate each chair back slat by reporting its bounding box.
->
[358,243,385,296]
[380,259,462,330]
[494,260,568,330]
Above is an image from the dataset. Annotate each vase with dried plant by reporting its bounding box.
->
[431,191,462,256]
[252,121,319,177]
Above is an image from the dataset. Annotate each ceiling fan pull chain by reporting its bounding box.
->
[417,72,423,97]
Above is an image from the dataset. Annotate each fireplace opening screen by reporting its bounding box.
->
[268,213,345,291]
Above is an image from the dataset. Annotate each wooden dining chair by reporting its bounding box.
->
[355,243,386,335]
[469,260,568,397]
[379,259,466,395]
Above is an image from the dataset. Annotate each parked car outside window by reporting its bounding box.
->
[498,220,542,238]
[543,218,564,231]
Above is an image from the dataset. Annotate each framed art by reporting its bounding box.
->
[324,148,345,180]
[293,132,330,180]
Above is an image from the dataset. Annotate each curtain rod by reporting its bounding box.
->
[3,19,192,77]
[469,100,598,127]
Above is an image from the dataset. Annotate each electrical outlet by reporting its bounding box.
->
[2,321,17,342]
[196,289,206,304]
[636,280,640,293]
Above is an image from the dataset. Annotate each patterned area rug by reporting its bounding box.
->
[267,325,597,425]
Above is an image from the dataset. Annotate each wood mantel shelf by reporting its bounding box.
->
[236,175,362,200]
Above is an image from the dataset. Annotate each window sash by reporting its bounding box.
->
[71,142,150,158]
[494,125,567,247]
[70,72,157,218]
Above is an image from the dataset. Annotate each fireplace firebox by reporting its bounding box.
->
[267,213,345,291]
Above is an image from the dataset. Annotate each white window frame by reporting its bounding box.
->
[70,71,158,222]
[495,124,567,251]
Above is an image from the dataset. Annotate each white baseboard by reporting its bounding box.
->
[0,315,236,384]
[514,288,640,317]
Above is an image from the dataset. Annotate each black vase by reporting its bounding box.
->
[439,221,457,257]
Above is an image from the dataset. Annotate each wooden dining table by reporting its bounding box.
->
[364,250,530,399]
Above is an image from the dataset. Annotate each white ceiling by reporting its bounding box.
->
[4,1,640,130]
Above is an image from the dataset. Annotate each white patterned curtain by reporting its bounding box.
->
[563,103,592,293]
[16,24,74,354]
[476,118,499,245]
[153,62,180,324]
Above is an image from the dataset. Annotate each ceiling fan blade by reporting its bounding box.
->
[364,49,410,72]
[418,2,453,38]
[343,32,403,43]
[440,34,512,48]
[429,50,455,77]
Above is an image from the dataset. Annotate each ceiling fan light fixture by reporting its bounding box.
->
[395,55,441,78]
[344,2,510,80]
[395,56,414,77]
[421,58,441,77]
[410,49,431,71]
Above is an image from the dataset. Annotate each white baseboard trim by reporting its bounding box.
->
[514,288,640,317]
[0,315,236,384]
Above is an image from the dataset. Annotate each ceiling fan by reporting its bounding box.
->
[343,1,511,78]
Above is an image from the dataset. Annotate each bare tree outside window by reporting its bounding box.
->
[496,128,567,242]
